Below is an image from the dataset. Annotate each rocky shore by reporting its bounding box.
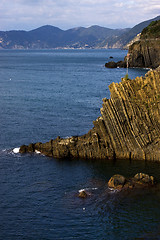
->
[20,68,160,161]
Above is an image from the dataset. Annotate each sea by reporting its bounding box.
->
[1,49,160,240]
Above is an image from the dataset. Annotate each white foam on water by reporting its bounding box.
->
[108,187,119,193]
[35,150,41,154]
[78,187,98,193]
[91,187,98,190]
[142,67,151,70]
[79,189,85,193]
[13,147,20,153]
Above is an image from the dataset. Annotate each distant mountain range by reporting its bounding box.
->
[0,15,160,49]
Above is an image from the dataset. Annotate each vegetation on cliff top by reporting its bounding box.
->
[141,20,160,39]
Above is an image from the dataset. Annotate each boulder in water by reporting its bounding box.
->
[108,174,126,189]
[134,173,154,184]
[105,61,117,68]
[108,173,155,190]
[78,190,88,198]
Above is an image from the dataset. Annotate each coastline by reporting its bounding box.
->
[19,68,160,161]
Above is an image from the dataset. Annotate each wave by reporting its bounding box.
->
[2,149,7,152]
[12,147,20,153]
[12,148,41,154]
[0,148,20,158]
[108,187,120,193]
[78,187,98,193]
[35,150,41,154]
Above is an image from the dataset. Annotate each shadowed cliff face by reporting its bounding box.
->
[20,69,160,161]
[127,20,160,69]
[105,40,160,69]
[106,20,160,69]
[127,39,160,69]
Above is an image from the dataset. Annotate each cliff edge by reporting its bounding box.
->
[20,68,160,161]
[105,20,160,69]
[127,20,160,69]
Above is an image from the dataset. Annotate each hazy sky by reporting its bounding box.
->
[0,0,160,31]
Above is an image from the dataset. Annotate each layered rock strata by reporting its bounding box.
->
[20,68,160,161]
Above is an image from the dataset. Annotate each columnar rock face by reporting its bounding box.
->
[20,68,160,161]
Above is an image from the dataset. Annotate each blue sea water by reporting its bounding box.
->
[1,49,160,240]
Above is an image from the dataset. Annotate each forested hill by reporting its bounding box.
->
[0,25,129,49]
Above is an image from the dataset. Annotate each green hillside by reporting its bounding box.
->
[141,20,160,39]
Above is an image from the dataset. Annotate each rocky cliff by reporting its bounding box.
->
[105,20,160,69]
[105,39,160,69]
[20,68,160,161]
[127,20,160,69]
[127,39,160,68]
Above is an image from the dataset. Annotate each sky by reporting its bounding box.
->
[0,0,160,31]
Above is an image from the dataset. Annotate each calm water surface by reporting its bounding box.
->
[0,49,160,240]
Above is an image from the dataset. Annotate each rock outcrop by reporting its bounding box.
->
[108,173,155,190]
[108,175,126,189]
[78,190,89,198]
[105,20,160,69]
[127,39,160,69]
[127,20,160,69]
[20,68,160,161]
[105,39,160,69]
[105,61,127,68]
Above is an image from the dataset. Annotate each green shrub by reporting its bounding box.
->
[125,73,129,80]
[141,20,160,39]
